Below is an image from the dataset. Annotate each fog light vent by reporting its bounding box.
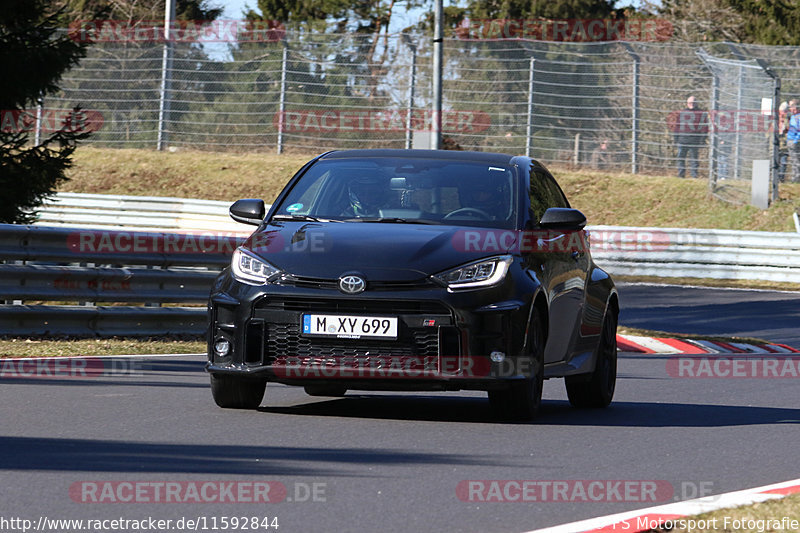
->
[214,338,231,357]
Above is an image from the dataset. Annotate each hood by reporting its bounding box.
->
[242,221,518,281]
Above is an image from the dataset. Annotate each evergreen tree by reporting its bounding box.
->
[463,0,617,20]
[0,0,89,224]
[725,0,800,45]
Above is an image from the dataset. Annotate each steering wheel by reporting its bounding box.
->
[443,207,492,221]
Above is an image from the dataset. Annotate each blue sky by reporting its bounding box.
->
[205,0,645,59]
[218,0,254,19]
[216,0,645,26]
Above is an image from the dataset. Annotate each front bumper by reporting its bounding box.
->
[205,272,537,391]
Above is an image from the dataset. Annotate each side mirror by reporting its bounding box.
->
[229,199,265,226]
[539,207,586,230]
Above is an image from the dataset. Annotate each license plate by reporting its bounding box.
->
[302,314,398,339]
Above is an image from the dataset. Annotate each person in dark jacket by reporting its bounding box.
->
[669,95,709,178]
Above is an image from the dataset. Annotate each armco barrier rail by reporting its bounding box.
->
[3,208,800,336]
[0,224,245,336]
[36,192,247,234]
[589,225,800,283]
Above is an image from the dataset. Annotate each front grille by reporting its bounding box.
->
[256,296,450,315]
[275,276,436,292]
[263,322,439,364]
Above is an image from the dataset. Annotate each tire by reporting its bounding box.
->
[210,374,267,409]
[565,309,617,408]
[488,310,545,421]
[304,385,347,397]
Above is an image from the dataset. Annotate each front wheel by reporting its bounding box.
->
[488,311,545,421]
[565,309,617,408]
[210,374,267,409]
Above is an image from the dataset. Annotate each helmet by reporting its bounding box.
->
[348,176,388,216]
[464,179,505,213]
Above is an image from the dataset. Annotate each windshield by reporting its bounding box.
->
[274,157,518,229]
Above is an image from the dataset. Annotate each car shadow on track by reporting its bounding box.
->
[258,395,800,427]
[0,435,516,474]
[259,394,500,423]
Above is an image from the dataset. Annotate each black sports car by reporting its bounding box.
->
[206,149,618,420]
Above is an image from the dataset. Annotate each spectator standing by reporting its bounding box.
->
[788,100,800,183]
[670,96,709,178]
[590,139,612,170]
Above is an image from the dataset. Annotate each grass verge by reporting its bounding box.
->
[63,147,800,232]
[616,275,800,292]
[0,337,204,357]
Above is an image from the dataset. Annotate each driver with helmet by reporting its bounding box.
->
[342,175,391,217]
[460,178,507,219]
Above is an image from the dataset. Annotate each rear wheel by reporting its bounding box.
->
[210,374,267,409]
[565,309,617,408]
[488,310,545,421]
[304,385,347,397]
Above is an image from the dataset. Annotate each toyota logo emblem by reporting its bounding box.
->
[338,275,366,295]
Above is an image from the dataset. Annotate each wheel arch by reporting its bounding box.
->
[523,289,549,355]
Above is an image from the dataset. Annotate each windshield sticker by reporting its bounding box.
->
[286,203,303,213]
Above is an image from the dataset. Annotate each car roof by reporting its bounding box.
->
[319,149,525,166]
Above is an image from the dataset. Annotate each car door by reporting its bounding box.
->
[526,167,590,365]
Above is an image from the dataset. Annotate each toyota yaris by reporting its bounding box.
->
[206,149,618,420]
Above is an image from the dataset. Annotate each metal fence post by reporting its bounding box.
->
[772,75,781,203]
[733,65,744,180]
[34,95,43,146]
[525,57,535,158]
[621,43,641,174]
[404,39,417,150]
[156,0,176,151]
[631,56,640,174]
[431,0,443,150]
[756,59,781,203]
[708,74,719,188]
[277,44,288,155]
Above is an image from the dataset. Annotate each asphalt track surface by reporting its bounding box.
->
[618,282,800,347]
[1,283,799,533]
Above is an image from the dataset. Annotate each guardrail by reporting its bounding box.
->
[0,224,246,336]
[36,192,248,234]
[589,226,800,283]
[4,205,800,336]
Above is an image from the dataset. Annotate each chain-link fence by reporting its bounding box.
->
[25,31,800,204]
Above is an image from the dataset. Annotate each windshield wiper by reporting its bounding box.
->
[272,214,342,223]
[344,217,440,225]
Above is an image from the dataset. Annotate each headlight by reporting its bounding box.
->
[433,255,512,290]
[231,247,281,285]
